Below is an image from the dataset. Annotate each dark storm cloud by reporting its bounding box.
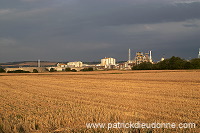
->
[77,0,200,26]
[0,0,200,62]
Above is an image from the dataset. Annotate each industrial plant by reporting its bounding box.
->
[2,48,200,72]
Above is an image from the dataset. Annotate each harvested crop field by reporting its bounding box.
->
[0,70,200,132]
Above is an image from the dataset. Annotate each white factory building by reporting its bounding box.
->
[101,57,116,68]
[67,61,83,67]
[57,63,67,68]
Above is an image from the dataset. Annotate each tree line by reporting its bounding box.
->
[132,56,200,70]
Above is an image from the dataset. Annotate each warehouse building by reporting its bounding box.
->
[67,61,83,67]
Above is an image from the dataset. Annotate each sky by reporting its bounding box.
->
[0,0,200,62]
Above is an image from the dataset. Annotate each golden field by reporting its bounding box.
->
[0,70,199,133]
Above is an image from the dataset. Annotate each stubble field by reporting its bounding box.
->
[0,70,200,133]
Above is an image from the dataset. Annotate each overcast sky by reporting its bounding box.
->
[0,0,200,62]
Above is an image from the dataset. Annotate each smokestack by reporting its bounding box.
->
[198,48,200,58]
[149,51,152,63]
[149,51,152,59]
[128,49,131,63]
[38,59,40,67]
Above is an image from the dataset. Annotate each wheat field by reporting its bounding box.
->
[0,70,199,133]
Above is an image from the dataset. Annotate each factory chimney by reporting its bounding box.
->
[128,48,131,63]
[149,51,153,63]
[198,48,200,58]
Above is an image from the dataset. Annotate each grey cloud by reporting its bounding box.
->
[173,0,200,4]
[0,38,17,46]
[183,23,199,27]
[0,0,200,62]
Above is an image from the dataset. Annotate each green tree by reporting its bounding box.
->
[132,56,191,70]
[49,68,56,72]
[33,69,38,73]
[156,56,188,70]
[0,68,5,73]
[65,68,71,71]
[156,59,170,70]
[132,62,153,70]
[71,69,77,72]
[80,67,94,71]
[87,67,94,71]
[184,62,191,69]
[190,58,200,69]
[168,56,187,69]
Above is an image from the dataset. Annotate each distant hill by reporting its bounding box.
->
[83,61,101,65]
[0,61,57,68]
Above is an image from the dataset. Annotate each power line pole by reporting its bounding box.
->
[38,59,40,67]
